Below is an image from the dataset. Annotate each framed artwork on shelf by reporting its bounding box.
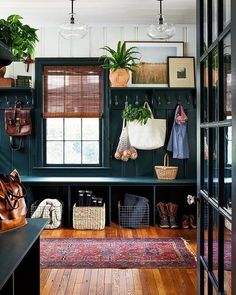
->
[168,56,195,88]
[125,41,184,87]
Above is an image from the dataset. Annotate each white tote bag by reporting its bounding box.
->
[127,102,166,150]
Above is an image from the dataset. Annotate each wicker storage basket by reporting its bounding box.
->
[73,203,105,230]
[155,153,178,180]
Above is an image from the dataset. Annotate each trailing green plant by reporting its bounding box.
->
[100,41,140,72]
[0,14,38,61]
[122,104,151,125]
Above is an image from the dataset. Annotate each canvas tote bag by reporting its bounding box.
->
[127,102,166,150]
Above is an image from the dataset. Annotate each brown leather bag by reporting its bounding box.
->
[5,101,32,150]
[0,169,27,232]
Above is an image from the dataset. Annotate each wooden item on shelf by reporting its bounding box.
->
[0,77,15,87]
[155,153,178,180]
[73,203,106,230]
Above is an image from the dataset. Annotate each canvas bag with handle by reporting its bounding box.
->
[0,169,27,232]
[127,102,166,150]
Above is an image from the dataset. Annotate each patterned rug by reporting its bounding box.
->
[40,238,196,269]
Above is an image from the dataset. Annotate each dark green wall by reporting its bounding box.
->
[0,86,196,178]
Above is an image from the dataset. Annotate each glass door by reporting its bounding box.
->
[197,0,233,293]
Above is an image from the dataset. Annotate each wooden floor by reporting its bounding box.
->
[40,224,197,295]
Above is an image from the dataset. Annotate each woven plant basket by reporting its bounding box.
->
[155,153,178,180]
[73,203,105,230]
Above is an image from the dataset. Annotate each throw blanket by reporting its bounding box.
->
[167,104,189,159]
[31,199,62,229]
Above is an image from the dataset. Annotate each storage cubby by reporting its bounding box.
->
[111,185,154,225]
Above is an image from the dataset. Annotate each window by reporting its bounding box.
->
[46,118,100,164]
[38,60,106,167]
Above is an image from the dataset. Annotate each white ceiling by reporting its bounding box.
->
[1,0,196,27]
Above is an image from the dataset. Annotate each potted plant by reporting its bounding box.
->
[0,15,39,72]
[100,41,139,87]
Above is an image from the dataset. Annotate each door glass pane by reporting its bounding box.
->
[223,0,231,28]
[224,219,232,294]
[212,0,218,42]
[223,34,232,119]
[203,199,209,263]
[65,141,81,164]
[212,209,219,280]
[211,48,218,122]
[202,129,209,192]
[201,59,208,122]
[212,128,219,200]
[203,0,208,51]
[46,118,63,140]
[223,126,232,210]
[46,141,63,164]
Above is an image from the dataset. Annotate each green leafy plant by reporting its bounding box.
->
[122,104,151,125]
[0,14,38,61]
[100,41,140,71]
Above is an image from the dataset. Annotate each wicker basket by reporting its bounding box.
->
[73,203,105,230]
[155,153,178,180]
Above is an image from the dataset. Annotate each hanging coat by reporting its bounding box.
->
[167,105,189,159]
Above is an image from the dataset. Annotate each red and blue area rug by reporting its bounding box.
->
[40,238,196,269]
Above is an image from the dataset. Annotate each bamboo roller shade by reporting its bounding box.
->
[43,65,103,118]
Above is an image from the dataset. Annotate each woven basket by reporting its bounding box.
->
[73,203,105,230]
[155,154,178,180]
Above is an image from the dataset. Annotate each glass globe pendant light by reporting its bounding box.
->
[59,0,88,39]
[147,0,175,40]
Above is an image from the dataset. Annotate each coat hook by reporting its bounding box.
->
[135,95,139,105]
[186,95,191,105]
[5,96,10,106]
[114,95,118,106]
[167,96,171,105]
[125,95,128,108]
[157,96,161,105]
[177,96,182,104]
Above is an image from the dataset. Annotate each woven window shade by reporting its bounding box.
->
[43,65,103,118]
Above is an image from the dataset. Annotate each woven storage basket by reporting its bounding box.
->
[155,153,178,180]
[73,203,105,230]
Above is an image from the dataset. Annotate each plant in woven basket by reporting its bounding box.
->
[122,104,152,125]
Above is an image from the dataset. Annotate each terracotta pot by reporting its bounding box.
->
[109,69,130,87]
[0,66,6,78]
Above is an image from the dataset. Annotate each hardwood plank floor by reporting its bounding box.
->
[40,224,197,295]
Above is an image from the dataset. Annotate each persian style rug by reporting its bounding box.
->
[40,238,196,269]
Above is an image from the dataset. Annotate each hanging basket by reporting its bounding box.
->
[155,153,178,180]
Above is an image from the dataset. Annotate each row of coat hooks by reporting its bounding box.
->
[0,95,33,109]
[113,94,193,107]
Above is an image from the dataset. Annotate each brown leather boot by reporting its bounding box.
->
[156,202,169,228]
[166,202,179,228]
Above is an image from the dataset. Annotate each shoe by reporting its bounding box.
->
[166,202,179,228]
[189,215,197,229]
[181,215,189,229]
[156,202,169,228]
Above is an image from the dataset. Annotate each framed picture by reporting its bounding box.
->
[125,41,184,87]
[168,56,195,88]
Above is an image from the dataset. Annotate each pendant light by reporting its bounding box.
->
[59,0,88,39]
[147,0,175,40]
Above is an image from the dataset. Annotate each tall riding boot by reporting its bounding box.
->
[166,202,179,228]
[156,202,169,228]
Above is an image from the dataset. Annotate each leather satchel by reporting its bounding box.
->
[5,103,32,150]
[0,169,27,232]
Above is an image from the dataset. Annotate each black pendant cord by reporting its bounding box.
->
[158,0,164,25]
[70,0,75,24]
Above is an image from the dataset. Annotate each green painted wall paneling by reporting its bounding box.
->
[0,59,196,180]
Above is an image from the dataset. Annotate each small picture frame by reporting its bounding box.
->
[168,57,195,88]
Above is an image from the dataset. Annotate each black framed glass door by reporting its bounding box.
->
[197,0,233,294]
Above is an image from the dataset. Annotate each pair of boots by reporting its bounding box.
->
[156,202,178,228]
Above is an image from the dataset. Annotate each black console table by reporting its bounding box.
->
[0,219,47,295]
